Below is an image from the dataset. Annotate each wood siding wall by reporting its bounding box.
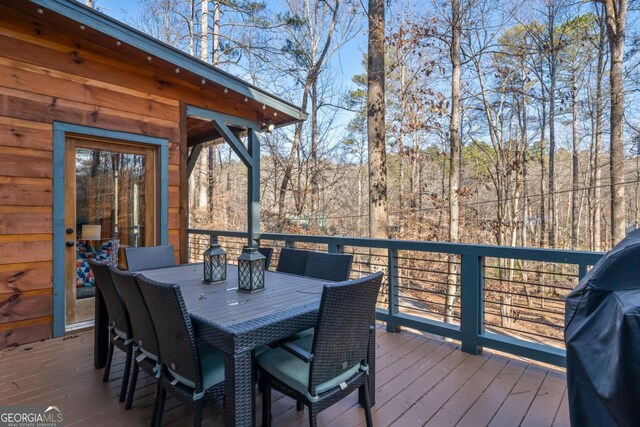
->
[0,7,226,347]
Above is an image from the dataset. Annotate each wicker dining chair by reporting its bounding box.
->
[258,247,274,270]
[276,247,310,276]
[293,251,355,344]
[124,245,176,271]
[110,268,162,413]
[135,274,225,427]
[258,271,383,427]
[87,259,134,403]
[304,251,353,282]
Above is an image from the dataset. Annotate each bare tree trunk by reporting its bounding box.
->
[367,0,388,240]
[594,8,606,251]
[445,0,461,325]
[539,71,547,247]
[571,75,579,248]
[410,128,420,210]
[398,64,406,229]
[197,155,208,211]
[200,0,209,62]
[199,1,216,218]
[547,1,558,248]
[521,89,529,248]
[603,0,627,246]
[310,80,320,226]
[188,0,196,55]
[438,151,446,233]
[212,1,220,65]
[357,158,363,235]
[207,145,214,214]
[548,63,557,247]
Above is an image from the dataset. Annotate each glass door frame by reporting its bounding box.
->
[52,122,169,337]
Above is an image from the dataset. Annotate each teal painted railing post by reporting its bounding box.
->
[327,241,343,253]
[578,263,588,280]
[460,254,484,354]
[386,249,401,332]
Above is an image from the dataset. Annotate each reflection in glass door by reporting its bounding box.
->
[65,137,156,327]
[76,148,148,248]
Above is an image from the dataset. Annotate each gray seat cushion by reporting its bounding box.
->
[257,335,361,402]
[167,340,225,390]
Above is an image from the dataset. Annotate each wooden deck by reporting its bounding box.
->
[0,325,569,426]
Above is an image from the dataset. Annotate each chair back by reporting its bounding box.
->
[304,252,353,282]
[88,259,131,337]
[111,268,159,359]
[135,274,203,392]
[276,248,309,276]
[258,247,274,270]
[125,245,176,271]
[309,272,383,394]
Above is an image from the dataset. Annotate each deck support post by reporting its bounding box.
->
[460,254,483,354]
[184,106,262,248]
[386,249,401,332]
[247,129,260,247]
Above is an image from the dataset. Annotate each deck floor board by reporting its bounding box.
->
[0,326,567,426]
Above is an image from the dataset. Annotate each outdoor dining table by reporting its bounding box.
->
[93,263,376,427]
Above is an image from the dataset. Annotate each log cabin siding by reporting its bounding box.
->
[0,5,239,347]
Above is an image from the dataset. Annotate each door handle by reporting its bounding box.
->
[66,240,75,248]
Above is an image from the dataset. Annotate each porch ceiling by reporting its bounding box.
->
[186,117,247,148]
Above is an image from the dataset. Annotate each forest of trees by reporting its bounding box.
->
[92,0,640,253]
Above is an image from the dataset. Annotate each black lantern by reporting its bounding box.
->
[203,243,227,283]
[237,246,265,292]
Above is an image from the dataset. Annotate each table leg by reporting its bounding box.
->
[224,351,255,427]
[93,287,109,369]
[359,324,376,407]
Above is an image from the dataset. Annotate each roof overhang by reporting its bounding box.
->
[25,0,308,124]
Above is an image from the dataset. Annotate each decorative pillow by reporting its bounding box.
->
[75,240,120,288]
[76,242,90,260]
[96,240,119,266]
[76,259,95,287]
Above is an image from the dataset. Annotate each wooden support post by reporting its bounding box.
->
[247,129,260,247]
[386,249,401,332]
[460,254,483,354]
[179,103,189,264]
[186,144,203,177]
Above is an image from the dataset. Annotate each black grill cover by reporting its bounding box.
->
[565,229,640,427]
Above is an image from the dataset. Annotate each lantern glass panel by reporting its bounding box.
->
[203,243,227,283]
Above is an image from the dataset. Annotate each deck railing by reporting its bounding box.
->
[187,228,602,367]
